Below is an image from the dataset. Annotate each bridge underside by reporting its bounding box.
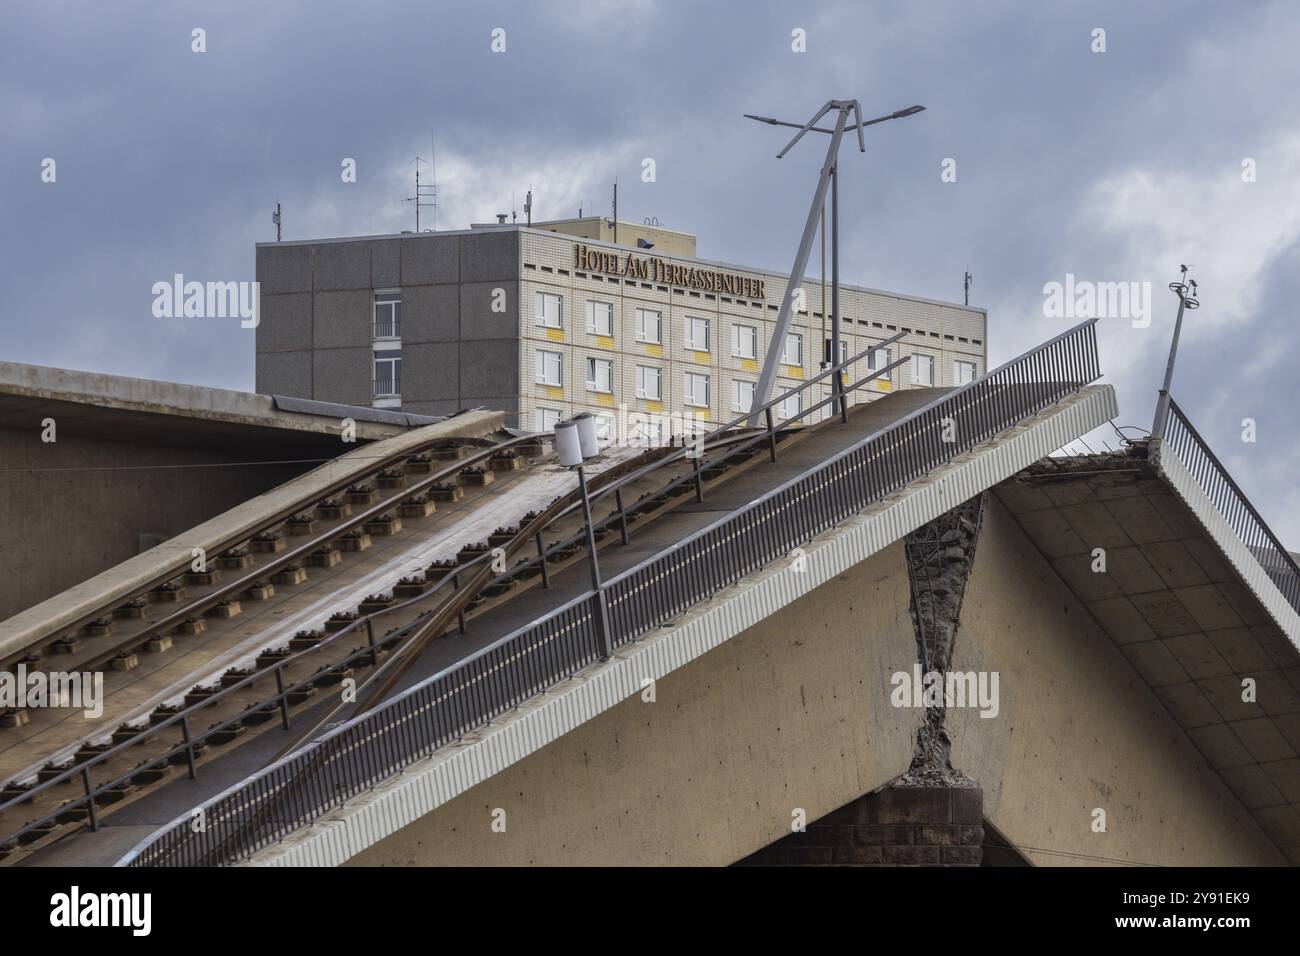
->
[342,484,1288,867]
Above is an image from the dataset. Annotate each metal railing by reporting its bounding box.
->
[1160,398,1300,612]
[372,376,401,399]
[123,319,1100,866]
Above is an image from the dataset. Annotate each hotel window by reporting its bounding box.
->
[783,332,803,366]
[636,365,662,400]
[731,323,757,359]
[587,300,613,337]
[635,308,662,344]
[869,346,892,374]
[824,338,848,366]
[535,349,563,386]
[586,357,613,393]
[731,379,756,413]
[913,354,935,386]
[686,316,710,352]
[536,291,563,329]
[684,371,710,408]
[955,360,977,385]
[373,354,401,397]
[778,391,801,421]
[373,291,401,339]
[535,407,561,432]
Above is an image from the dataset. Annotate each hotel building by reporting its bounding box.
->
[254,218,987,439]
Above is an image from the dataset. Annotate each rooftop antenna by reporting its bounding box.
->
[405,135,438,232]
[744,99,926,425]
[272,200,282,242]
[405,156,435,232]
[524,188,532,226]
[612,179,618,245]
[964,271,973,306]
[1152,263,1201,439]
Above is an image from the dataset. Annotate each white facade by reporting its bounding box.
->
[515,227,987,440]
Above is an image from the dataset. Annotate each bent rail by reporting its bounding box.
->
[123,319,1100,867]
[0,413,512,669]
[1160,399,1300,613]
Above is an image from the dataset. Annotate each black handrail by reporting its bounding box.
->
[1161,398,1300,612]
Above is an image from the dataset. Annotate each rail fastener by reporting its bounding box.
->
[317,498,352,519]
[306,546,342,569]
[428,482,463,502]
[338,530,372,552]
[398,495,436,518]
[363,514,403,536]
[273,564,307,586]
[207,600,242,619]
[243,581,275,601]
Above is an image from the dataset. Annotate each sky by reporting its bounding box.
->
[3,0,1300,540]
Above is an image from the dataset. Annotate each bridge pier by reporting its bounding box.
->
[737,781,985,866]
[742,497,993,866]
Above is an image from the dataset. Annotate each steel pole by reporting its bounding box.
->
[578,465,613,659]
[577,466,602,590]
[1152,287,1189,439]
[831,161,846,422]
[750,104,851,424]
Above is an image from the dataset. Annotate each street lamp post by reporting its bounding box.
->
[1152,266,1200,439]
[556,415,613,659]
[744,100,925,425]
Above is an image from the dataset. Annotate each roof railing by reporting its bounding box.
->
[1159,398,1300,612]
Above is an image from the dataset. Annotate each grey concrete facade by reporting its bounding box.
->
[256,226,987,430]
[256,231,521,416]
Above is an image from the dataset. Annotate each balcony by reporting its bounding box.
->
[372,378,401,400]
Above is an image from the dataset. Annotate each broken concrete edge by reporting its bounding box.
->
[903,494,987,783]
[117,385,1117,869]
[0,360,428,440]
[0,409,507,660]
[1151,438,1300,654]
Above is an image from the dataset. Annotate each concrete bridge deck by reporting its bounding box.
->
[11,387,945,865]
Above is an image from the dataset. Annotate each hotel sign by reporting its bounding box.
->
[574,244,766,300]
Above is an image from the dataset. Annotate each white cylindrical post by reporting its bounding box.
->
[555,420,583,467]
[573,413,599,459]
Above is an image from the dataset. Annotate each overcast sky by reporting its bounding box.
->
[3,0,1299,540]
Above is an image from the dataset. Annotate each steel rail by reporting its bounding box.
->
[1,422,791,853]
[274,335,912,751]
[151,346,916,864]
[121,319,1099,867]
[0,441,690,854]
[1,425,533,670]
